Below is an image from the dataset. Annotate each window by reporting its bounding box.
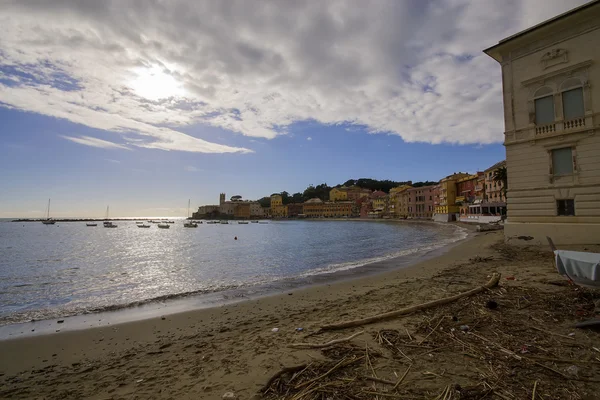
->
[557,199,575,216]
[535,95,555,125]
[552,147,573,176]
[562,87,584,120]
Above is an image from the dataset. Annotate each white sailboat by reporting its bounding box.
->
[41,199,56,225]
[103,206,117,228]
[184,199,198,228]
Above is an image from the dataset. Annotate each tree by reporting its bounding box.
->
[280,191,291,205]
[493,166,508,198]
[257,197,271,208]
[291,192,304,203]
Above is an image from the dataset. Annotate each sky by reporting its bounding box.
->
[0,0,590,217]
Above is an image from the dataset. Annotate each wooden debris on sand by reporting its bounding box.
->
[260,265,600,399]
[320,273,501,331]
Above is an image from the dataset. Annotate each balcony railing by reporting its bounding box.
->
[564,117,585,130]
[535,123,555,136]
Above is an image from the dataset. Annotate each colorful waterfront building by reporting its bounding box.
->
[303,198,324,218]
[287,203,304,218]
[370,190,388,218]
[344,186,372,202]
[302,198,352,218]
[483,161,506,204]
[270,195,287,218]
[329,187,348,202]
[407,185,435,219]
[234,203,251,219]
[389,185,412,218]
[433,173,470,222]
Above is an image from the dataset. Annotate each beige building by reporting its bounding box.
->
[250,203,264,217]
[484,1,600,244]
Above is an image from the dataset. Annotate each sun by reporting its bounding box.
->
[128,65,187,100]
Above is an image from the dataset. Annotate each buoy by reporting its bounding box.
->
[234,236,238,240]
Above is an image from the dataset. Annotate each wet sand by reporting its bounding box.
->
[1,229,597,399]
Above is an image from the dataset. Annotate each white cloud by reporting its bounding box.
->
[105,158,121,163]
[307,137,312,141]
[60,135,131,150]
[184,166,201,172]
[0,0,589,147]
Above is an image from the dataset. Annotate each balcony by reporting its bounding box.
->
[564,117,585,130]
[535,123,555,136]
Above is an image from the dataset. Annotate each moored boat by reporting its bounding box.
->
[157,223,170,229]
[183,199,198,228]
[41,199,56,224]
[86,223,97,227]
[137,224,151,228]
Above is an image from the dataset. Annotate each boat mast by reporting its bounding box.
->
[187,199,190,219]
[47,198,51,219]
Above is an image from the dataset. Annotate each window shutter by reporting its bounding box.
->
[562,88,584,120]
[535,95,555,125]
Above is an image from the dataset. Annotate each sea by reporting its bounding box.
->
[0,219,467,329]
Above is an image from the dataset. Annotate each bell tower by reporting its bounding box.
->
[219,193,225,205]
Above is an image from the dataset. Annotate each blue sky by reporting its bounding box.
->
[0,0,588,217]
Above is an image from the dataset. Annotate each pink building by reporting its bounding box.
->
[407,185,436,219]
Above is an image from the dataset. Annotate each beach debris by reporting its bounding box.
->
[506,276,516,280]
[459,325,470,332]
[289,331,364,349]
[295,327,303,332]
[271,328,279,333]
[486,300,498,309]
[161,316,166,320]
[565,365,579,377]
[234,236,237,240]
[222,391,236,399]
[568,332,575,337]
[57,320,64,324]
[319,273,501,331]
[136,379,144,383]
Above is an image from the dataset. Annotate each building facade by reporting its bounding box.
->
[234,203,251,219]
[270,195,287,218]
[434,173,470,222]
[250,203,264,217]
[389,185,412,217]
[484,161,507,204]
[329,188,348,201]
[287,203,304,217]
[484,1,600,244]
[407,185,435,219]
[302,198,352,218]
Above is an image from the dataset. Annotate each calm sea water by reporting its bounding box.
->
[0,219,465,325]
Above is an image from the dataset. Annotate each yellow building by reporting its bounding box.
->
[389,185,412,218]
[303,198,352,218]
[270,195,287,218]
[484,1,600,244]
[234,203,251,219]
[434,173,470,222]
[329,187,348,201]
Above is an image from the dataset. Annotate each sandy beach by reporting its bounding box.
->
[1,228,599,399]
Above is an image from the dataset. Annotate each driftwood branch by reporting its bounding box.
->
[289,331,365,349]
[260,364,307,393]
[320,273,501,331]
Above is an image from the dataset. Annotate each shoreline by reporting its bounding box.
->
[0,228,489,383]
[0,223,471,338]
[4,229,597,398]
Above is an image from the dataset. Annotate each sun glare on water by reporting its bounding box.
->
[128,65,187,100]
